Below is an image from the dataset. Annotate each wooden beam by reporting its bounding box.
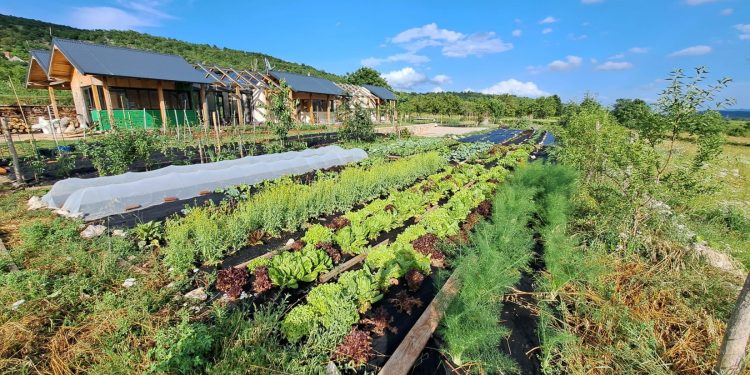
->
[91,85,102,111]
[47,86,60,119]
[200,84,209,129]
[378,273,459,375]
[235,85,244,125]
[308,93,314,124]
[157,81,168,132]
[326,95,331,124]
[101,77,115,129]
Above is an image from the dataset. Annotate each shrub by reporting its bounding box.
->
[149,314,214,374]
[339,101,375,142]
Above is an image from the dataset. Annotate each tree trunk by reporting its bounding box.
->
[1,117,25,186]
[717,272,750,375]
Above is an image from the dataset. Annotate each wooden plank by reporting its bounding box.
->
[47,87,60,119]
[318,239,390,283]
[91,85,102,111]
[308,93,314,124]
[235,86,244,125]
[157,81,168,131]
[101,77,115,129]
[200,84,209,129]
[326,95,331,124]
[234,249,281,270]
[378,273,459,375]
[0,238,19,272]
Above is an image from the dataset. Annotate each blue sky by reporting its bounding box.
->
[3,0,749,107]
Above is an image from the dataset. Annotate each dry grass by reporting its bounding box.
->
[553,255,734,374]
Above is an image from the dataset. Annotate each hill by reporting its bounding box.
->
[0,14,342,105]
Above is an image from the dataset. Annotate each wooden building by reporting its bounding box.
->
[26,38,213,130]
[267,71,345,124]
[362,84,398,123]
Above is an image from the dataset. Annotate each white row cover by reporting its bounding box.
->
[42,145,368,220]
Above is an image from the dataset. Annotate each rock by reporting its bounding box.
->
[166,282,176,288]
[0,167,6,175]
[59,117,70,127]
[112,229,127,237]
[11,299,25,310]
[80,224,106,239]
[285,238,295,248]
[239,291,249,300]
[184,287,208,301]
[122,278,136,288]
[27,196,46,210]
[326,362,341,375]
[693,241,745,279]
[64,125,76,134]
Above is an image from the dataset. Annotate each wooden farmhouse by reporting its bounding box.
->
[26,38,213,130]
[26,38,398,130]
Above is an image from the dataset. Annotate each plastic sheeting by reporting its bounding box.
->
[42,145,367,220]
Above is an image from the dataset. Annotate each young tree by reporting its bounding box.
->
[338,99,375,142]
[265,81,295,145]
[717,273,750,375]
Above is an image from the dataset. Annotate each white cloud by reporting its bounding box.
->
[392,23,463,44]
[569,33,588,41]
[685,0,720,5]
[542,28,553,34]
[548,55,582,71]
[441,32,513,57]
[431,74,452,85]
[595,61,633,70]
[361,52,429,67]
[736,24,750,40]
[608,53,625,60]
[480,79,549,97]
[382,67,427,90]
[512,29,522,37]
[431,87,445,93]
[539,16,558,24]
[68,1,174,30]
[385,23,512,58]
[581,0,604,3]
[720,8,734,15]
[669,45,712,56]
[590,58,598,64]
[629,47,649,53]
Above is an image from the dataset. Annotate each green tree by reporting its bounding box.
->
[345,67,391,89]
[338,99,375,142]
[265,81,295,145]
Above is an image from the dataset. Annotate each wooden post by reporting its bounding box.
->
[235,86,244,125]
[200,84,209,129]
[378,274,460,375]
[47,86,60,119]
[1,117,24,186]
[157,81,168,132]
[308,93,314,124]
[326,95,331,124]
[91,85,102,110]
[212,111,221,153]
[101,78,116,129]
[376,99,380,123]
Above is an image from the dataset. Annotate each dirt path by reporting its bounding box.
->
[376,123,488,137]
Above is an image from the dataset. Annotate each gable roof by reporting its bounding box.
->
[269,70,344,96]
[51,38,213,84]
[29,49,51,75]
[362,84,397,101]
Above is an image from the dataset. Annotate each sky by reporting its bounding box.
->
[3,0,749,107]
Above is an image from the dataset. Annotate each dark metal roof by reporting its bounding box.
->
[362,84,397,101]
[52,38,213,84]
[29,49,51,75]
[269,70,344,96]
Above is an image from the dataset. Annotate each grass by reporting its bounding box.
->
[667,136,750,268]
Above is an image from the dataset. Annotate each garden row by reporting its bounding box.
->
[202,146,533,371]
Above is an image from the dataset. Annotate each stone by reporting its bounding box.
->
[122,278,136,288]
[325,362,341,375]
[27,196,46,210]
[59,117,70,127]
[184,287,208,301]
[112,229,127,237]
[64,125,76,134]
[11,299,25,310]
[80,224,107,238]
[285,238,295,248]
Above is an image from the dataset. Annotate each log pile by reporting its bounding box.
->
[0,105,79,134]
